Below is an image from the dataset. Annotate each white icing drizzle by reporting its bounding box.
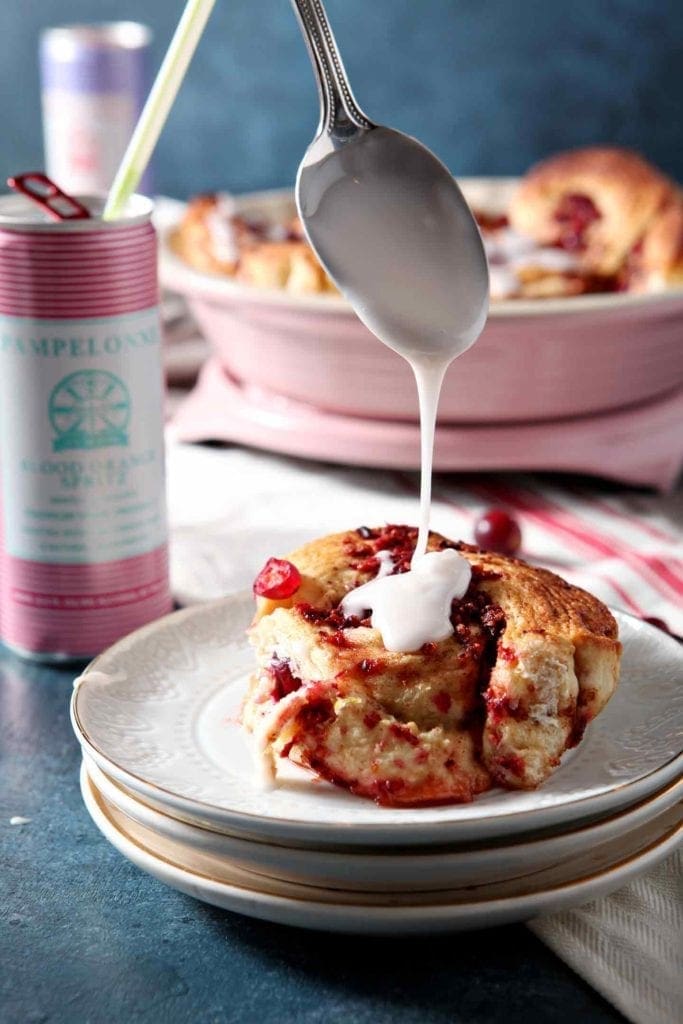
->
[266,223,289,242]
[484,226,580,299]
[252,703,280,788]
[216,193,238,218]
[341,548,471,653]
[411,359,450,563]
[519,247,579,273]
[206,210,239,265]
[207,194,294,262]
[251,683,311,789]
[484,227,538,261]
[375,550,395,578]
[488,265,519,300]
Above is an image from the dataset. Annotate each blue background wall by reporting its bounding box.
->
[1,0,681,197]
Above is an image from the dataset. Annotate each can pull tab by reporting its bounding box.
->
[7,173,91,221]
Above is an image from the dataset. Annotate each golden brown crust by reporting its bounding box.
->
[246,527,620,804]
[176,153,682,302]
[515,268,589,299]
[171,195,249,276]
[171,198,225,275]
[172,194,338,295]
[509,147,676,275]
[635,191,683,290]
[237,241,337,295]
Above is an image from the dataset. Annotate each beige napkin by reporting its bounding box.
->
[530,849,682,1024]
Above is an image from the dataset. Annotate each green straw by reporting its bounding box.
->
[103,0,217,221]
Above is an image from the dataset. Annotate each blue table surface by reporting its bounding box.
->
[1,649,626,1024]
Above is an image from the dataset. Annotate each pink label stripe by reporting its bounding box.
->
[1,544,169,589]
[0,544,172,654]
[0,302,159,318]
[0,248,155,269]
[1,595,173,654]
[0,280,157,295]
[0,251,156,271]
[0,234,154,252]
[0,225,153,249]
[10,577,168,610]
[0,221,158,318]
[0,294,159,318]
[0,261,155,278]
[0,237,154,253]
[0,245,155,266]
[0,278,157,298]
[0,299,158,317]
[4,569,168,594]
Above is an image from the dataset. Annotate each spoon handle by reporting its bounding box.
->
[290,0,372,135]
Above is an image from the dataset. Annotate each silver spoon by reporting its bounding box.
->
[290,0,489,363]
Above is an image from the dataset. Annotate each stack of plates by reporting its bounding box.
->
[72,594,683,935]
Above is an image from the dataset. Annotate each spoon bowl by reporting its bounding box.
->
[291,0,489,558]
[291,0,489,362]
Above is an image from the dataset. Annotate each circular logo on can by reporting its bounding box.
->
[49,370,131,451]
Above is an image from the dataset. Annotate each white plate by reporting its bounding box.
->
[156,187,683,318]
[81,765,682,934]
[85,755,683,893]
[71,594,683,847]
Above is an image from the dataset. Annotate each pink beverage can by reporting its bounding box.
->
[0,193,172,660]
[40,23,152,195]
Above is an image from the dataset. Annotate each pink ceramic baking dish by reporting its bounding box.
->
[158,182,683,424]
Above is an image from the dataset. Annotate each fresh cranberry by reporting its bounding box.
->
[474,509,522,556]
[253,558,301,599]
[642,616,670,634]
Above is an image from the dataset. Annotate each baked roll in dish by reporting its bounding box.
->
[508,146,683,288]
[236,241,336,295]
[172,193,338,296]
[173,148,682,301]
[244,526,620,806]
[630,194,683,292]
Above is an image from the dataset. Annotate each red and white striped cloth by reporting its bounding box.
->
[167,442,683,636]
[431,473,683,637]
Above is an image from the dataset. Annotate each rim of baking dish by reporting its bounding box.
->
[157,182,683,319]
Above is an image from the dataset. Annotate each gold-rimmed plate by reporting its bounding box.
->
[84,755,682,894]
[81,765,682,934]
[71,595,683,848]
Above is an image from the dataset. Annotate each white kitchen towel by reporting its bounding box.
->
[166,439,682,1024]
[530,849,682,1024]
